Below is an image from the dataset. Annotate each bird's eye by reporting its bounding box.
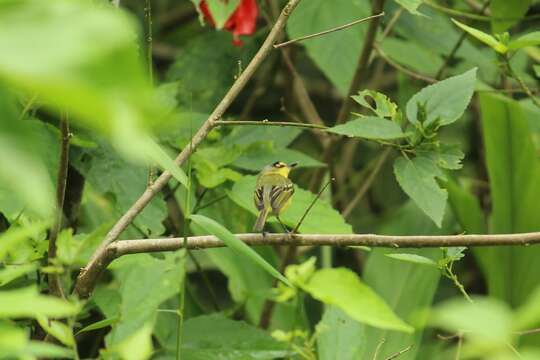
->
[272,161,281,167]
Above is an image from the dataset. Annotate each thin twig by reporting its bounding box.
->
[145,0,156,187]
[425,0,540,22]
[379,8,402,42]
[506,60,540,109]
[515,327,540,336]
[215,120,328,130]
[292,178,333,234]
[74,0,303,299]
[385,345,412,360]
[48,115,70,299]
[274,12,384,48]
[343,148,391,218]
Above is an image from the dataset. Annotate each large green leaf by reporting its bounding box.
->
[446,178,486,234]
[105,252,185,345]
[491,0,531,33]
[304,268,413,333]
[0,287,80,318]
[327,116,407,140]
[177,314,288,359]
[477,93,540,306]
[227,176,352,234]
[287,0,370,95]
[393,156,447,227]
[72,145,167,237]
[406,68,477,126]
[358,202,444,360]
[190,214,290,286]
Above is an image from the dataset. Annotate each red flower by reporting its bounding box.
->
[199,0,258,46]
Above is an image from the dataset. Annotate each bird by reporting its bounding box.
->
[253,161,298,232]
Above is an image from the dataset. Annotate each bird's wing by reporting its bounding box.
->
[254,174,294,214]
[269,178,294,214]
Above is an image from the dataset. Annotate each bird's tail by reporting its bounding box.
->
[253,208,270,232]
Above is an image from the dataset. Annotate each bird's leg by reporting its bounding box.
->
[276,216,290,234]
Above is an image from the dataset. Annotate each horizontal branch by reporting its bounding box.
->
[112,232,540,254]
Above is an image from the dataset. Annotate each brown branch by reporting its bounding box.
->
[385,345,412,360]
[274,12,384,49]
[48,117,70,298]
[74,0,303,299]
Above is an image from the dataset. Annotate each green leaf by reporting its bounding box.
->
[380,37,444,75]
[451,19,507,53]
[0,263,37,287]
[141,137,189,188]
[430,297,513,343]
[406,67,477,126]
[189,214,291,286]
[385,253,438,267]
[287,0,370,95]
[491,0,531,33]
[508,31,540,51]
[360,202,444,359]
[303,268,413,333]
[352,90,398,119]
[393,156,447,227]
[37,315,75,346]
[179,314,287,358]
[317,306,365,360]
[107,253,185,344]
[513,285,540,331]
[417,144,464,170]
[206,0,240,29]
[0,222,49,260]
[476,93,540,306]
[72,145,167,237]
[534,65,540,78]
[227,176,352,234]
[115,322,153,360]
[394,0,424,15]
[0,287,80,318]
[76,316,119,335]
[327,116,406,140]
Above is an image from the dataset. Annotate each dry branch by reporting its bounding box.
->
[74,0,303,298]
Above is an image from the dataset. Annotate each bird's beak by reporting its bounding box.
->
[288,162,298,168]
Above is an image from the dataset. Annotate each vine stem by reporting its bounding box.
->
[74,0,304,299]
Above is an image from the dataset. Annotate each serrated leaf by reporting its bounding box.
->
[406,67,477,127]
[385,253,438,267]
[452,19,507,53]
[327,116,406,140]
[303,268,413,333]
[393,156,447,227]
[508,31,540,51]
[352,90,398,119]
[417,144,464,170]
[227,176,352,234]
[189,214,291,286]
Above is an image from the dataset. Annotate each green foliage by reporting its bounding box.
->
[491,0,531,33]
[0,287,79,318]
[475,93,540,306]
[303,268,413,333]
[328,116,407,140]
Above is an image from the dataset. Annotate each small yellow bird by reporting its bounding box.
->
[253,161,297,232]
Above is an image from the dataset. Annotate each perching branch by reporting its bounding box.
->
[214,120,328,130]
[274,13,384,49]
[74,0,303,299]
[76,231,540,298]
